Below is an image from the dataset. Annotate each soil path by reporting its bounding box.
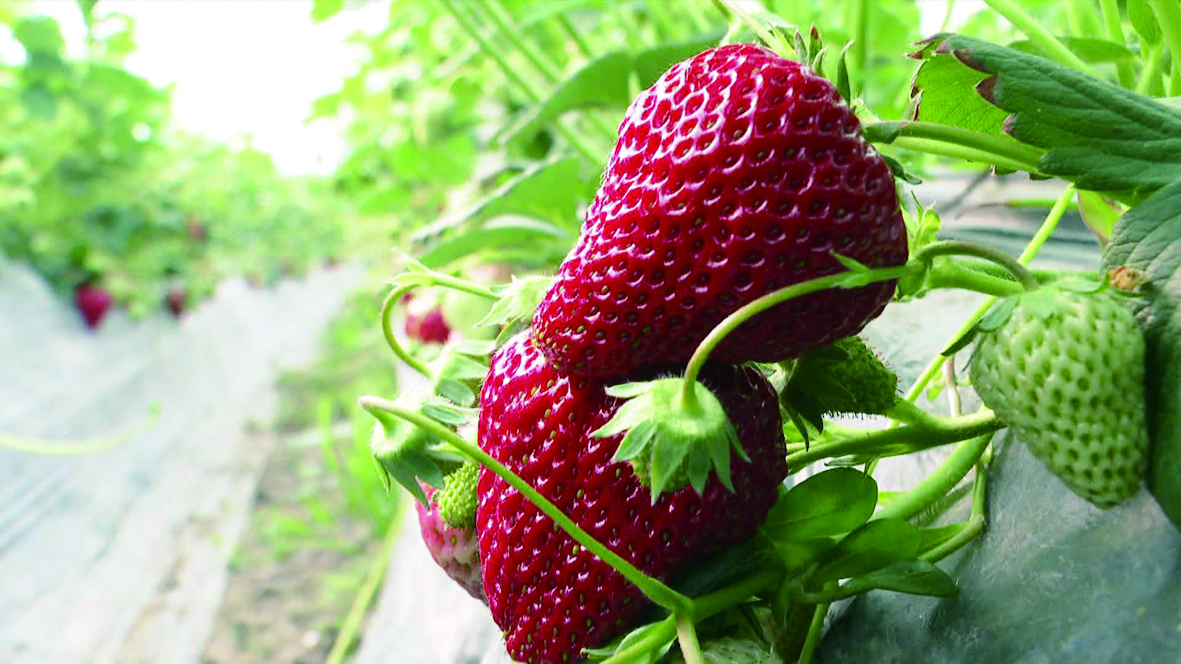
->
[0,259,364,664]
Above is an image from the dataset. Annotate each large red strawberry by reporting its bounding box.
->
[476,332,787,664]
[533,44,907,377]
[75,283,113,330]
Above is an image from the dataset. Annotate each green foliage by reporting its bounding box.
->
[0,5,349,315]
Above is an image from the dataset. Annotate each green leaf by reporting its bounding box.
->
[1076,190,1124,246]
[1128,0,1161,46]
[853,559,959,597]
[976,295,1019,332]
[917,523,967,555]
[416,218,572,269]
[924,35,1181,196]
[583,619,676,662]
[14,16,64,55]
[310,0,344,22]
[909,52,1015,141]
[762,468,877,542]
[412,157,593,244]
[357,187,410,216]
[504,50,631,147]
[1101,179,1181,530]
[812,518,922,582]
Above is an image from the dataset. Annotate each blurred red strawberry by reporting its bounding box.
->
[75,283,113,330]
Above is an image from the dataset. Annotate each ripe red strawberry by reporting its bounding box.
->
[165,286,187,318]
[75,283,113,329]
[533,43,907,377]
[416,483,486,602]
[477,333,787,664]
[406,307,451,344]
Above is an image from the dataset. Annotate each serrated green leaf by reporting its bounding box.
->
[929,35,1181,196]
[909,52,1016,142]
[1102,179,1181,530]
[813,518,922,582]
[853,559,959,597]
[1128,0,1161,46]
[762,468,877,542]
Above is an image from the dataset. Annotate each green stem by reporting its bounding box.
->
[358,396,693,616]
[921,458,989,562]
[1099,0,1136,88]
[872,432,992,522]
[866,121,1045,174]
[443,0,602,164]
[681,263,922,400]
[395,270,497,300]
[1136,41,1167,96]
[985,0,1093,74]
[676,614,704,664]
[900,185,1074,404]
[925,260,1026,297]
[796,599,831,664]
[887,136,1037,174]
[854,0,869,77]
[689,569,782,620]
[884,399,943,427]
[0,403,159,455]
[324,502,407,664]
[913,240,1040,291]
[480,0,560,81]
[1151,0,1181,96]
[785,409,1002,470]
[558,13,595,59]
[380,285,432,378]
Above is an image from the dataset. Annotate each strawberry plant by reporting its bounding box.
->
[351,0,1181,662]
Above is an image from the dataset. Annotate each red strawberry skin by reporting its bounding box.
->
[416,484,486,602]
[165,287,187,318]
[406,307,451,344]
[75,283,113,329]
[533,44,907,377]
[476,332,787,664]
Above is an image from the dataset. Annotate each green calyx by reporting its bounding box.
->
[435,460,480,529]
[593,377,748,501]
[668,636,780,664]
[776,336,900,443]
[367,391,470,506]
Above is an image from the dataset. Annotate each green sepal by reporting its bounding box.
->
[477,274,553,330]
[368,393,463,507]
[835,40,853,103]
[593,377,745,501]
[942,295,1018,356]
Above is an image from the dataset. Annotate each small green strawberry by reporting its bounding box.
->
[435,460,478,529]
[967,285,1149,508]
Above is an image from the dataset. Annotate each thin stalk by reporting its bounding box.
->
[924,260,1026,297]
[1135,41,1167,96]
[912,240,1040,291]
[0,404,159,455]
[1150,0,1181,95]
[900,185,1075,404]
[866,121,1046,174]
[796,600,831,664]
[681,264,922,401]
[600,617,677,664]
[381,284,432,378]
[480,0,561,81]
[785,409,1002,469]
[921,458,989,562]
[443,0,601,163]
[676,614,704,664]
[324,503,407,664]
[854,0,869,75]
[358,396,693,616]
[888,137,1038,173]
[985,0,1094,74]
[872,432,992,522]
[1099,0,1135,88]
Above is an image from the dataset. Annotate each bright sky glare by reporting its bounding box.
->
[19,0,988,177]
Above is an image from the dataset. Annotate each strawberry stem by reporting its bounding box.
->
[796,594,833,664]
[784,409,1002,470]
[913,240,1040,291]
[681,264,921,402]
[919,460,989,563]
[675,614,704,664]
[380,284,433,379]
[357,395,694,616]
[864,120,1045,174]
[598,616,677,664]
[872,431,992,523]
